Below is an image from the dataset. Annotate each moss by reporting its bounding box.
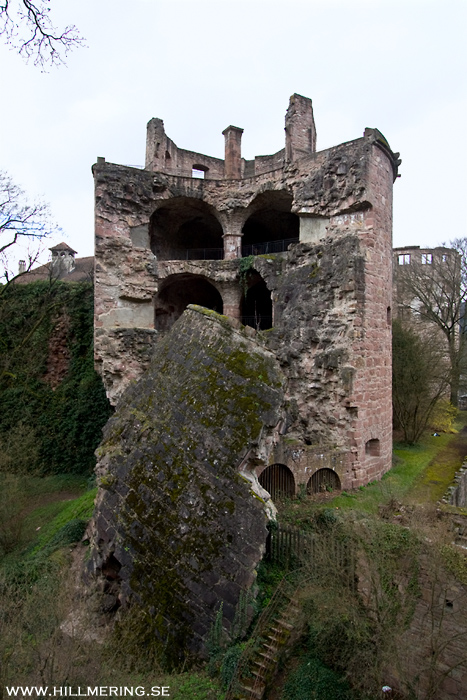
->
[440,544,467,585]
[188,304,233,330]
[308,262,320,279]
[94,309,284,668]
[97,474,116,490]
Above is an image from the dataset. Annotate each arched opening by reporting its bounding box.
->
[242,273,272,330]
[150,197,223,260]
[154,274,223,332]
[307,469,341,495]
[241,191,299,257]
[365,439,380,457]
[259,464,295,500]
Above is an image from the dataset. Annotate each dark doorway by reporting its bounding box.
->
[150,197,223,260]
[307,469,341,494]
[259,464,295,500]
[242,274,272,330]
[155,274,223,332]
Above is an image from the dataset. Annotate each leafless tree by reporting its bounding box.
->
[0,170,59,284]
[394,240,467,406]
[392,318,450,444]
[0,0,84,67]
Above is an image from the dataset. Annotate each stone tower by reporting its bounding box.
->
[92,93,401,491]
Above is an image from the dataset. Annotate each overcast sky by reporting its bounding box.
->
[1,0,466,264]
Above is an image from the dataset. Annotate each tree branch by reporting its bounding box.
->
[0,0,84,67]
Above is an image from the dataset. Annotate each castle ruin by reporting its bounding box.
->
[89,94,401,662]
[93,93,400,494]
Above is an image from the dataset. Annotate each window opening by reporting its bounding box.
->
[398,254,410,265]
[421,253,432,265]
[365,439,380,456]
[192,164,208,179]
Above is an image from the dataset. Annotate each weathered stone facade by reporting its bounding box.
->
[93,94,400,492]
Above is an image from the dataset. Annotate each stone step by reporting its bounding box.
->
[238,680,265,699]
[273,619,294,631]
[253,659,269,670]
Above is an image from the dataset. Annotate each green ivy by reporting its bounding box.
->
[282,655,355,700]
[238,255,255,296]
[0,281,112,475]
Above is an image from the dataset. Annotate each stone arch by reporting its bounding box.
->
[154,274,223,332]
[258,463,295,499]
[241,190,299,256]
[307,468,341,495]
[241,271,273,330]
[149,197,224,260]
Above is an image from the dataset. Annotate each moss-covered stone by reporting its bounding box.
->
[88,307,285,668]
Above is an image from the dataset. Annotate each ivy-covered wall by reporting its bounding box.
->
[0,281,112,475]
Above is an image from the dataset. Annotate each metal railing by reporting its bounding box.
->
[162,247,224,261]
[159,238,299,262]
[241,315,273,331]
[224,570,309,700]
[241,237,299,257]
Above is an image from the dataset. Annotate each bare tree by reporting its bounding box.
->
[394,240,467,406]
[0,0,84,67]
[392,319,450,444]
[0,170,59,284]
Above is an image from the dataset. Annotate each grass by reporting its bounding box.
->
[30,487,97,554]
[278,413,467,523]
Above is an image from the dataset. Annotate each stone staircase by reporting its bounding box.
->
[224,573,306,700]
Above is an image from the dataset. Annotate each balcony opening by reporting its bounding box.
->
[150,197,223,261]
[241,190,299,257]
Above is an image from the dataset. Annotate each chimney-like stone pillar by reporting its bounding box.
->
[285,94,316,163]
[222,125,244,179]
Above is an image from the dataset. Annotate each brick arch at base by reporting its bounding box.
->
[154,273,223,332]
[307,468,341,495]
[258,463,296,500]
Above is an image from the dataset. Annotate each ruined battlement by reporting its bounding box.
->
[143,93,318,180]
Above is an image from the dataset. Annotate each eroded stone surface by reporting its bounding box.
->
[88,307,286,666]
